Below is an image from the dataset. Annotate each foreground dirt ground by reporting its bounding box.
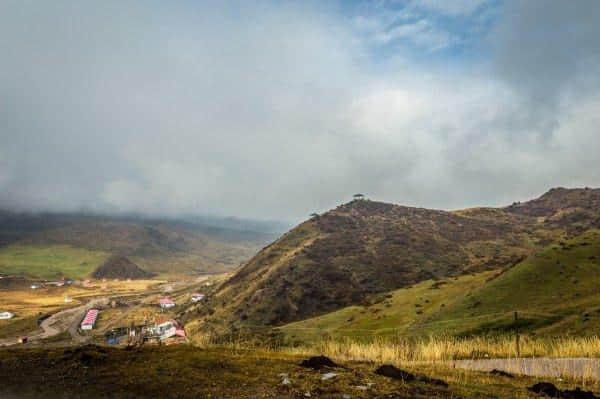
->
[1,345,599,398]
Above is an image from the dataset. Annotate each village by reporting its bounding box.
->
[0,273,213,348]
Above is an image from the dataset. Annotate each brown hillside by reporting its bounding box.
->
[506,187,600,234]
[91,255,155,279]
[191,188,600,335]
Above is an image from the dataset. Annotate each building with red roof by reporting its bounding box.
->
[159,297,175,309]
[81,309,99,330]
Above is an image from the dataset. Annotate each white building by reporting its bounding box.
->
[0,311,15,320]
[191,293,205,302]
[159,297,175,309]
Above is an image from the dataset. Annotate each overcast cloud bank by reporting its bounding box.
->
[1,0,599,222]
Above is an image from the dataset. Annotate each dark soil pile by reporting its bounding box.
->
[529,382,599,399]
[91,255,155,279]
[374,365,416,381]
[299,356,340,370]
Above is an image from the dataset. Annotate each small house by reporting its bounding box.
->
[153,317,186,341]
[191,293,205,302]
[159,297,175,309]
[0,311,15,320]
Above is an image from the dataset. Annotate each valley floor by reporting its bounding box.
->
[1,345,599,398]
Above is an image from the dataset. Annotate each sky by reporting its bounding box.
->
[1,0,599,222]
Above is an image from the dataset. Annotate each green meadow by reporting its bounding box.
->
[0,244,110,279]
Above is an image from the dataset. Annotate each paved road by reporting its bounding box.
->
[0,297,109,346]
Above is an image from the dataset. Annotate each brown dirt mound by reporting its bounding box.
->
[91,255,155,279]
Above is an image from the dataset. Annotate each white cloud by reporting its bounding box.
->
[413,0,487,17]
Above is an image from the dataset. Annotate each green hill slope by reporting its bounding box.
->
[424,229,600,337]
[278,229,600,342]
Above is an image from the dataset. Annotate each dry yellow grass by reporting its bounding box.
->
[291,336,600,363]
[192,334,600,366]
[187,335,600,386]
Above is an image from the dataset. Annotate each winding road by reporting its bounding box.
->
[0,297,109,346]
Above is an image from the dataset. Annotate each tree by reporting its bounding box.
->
[309,213,319,218]
[353,193,365,200]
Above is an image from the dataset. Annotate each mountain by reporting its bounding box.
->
[190,187,600,336]
[91,255,155,279]
[0,212,278,277]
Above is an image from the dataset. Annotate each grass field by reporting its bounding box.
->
[0,244,110,279]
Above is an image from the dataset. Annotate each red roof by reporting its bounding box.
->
[160,298,175,305]
[155,316,176,326]
[81,309,99,326]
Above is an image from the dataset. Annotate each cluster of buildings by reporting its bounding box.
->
[103,293,205,345]
[143,317,187,344]
[105,317,187,346]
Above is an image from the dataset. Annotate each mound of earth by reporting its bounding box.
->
[91,255,155,279]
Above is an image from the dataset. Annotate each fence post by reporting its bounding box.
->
[514,311,520,357]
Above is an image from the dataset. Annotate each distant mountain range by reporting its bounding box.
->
[0,211,281,277]
[189,187,600,337]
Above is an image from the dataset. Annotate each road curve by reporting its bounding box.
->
[0,297,109,346]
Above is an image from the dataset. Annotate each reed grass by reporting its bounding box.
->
[294,335,600,362]
[191,333,600,362]
[188,333,600,383]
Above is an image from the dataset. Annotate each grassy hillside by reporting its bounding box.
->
[186,188,600,335]
[278,271,497,342]
[423,229,600,337]
[189,187,600,338]
[278,229,600,342]
[198,201,536,331]
[0,244,109,279]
